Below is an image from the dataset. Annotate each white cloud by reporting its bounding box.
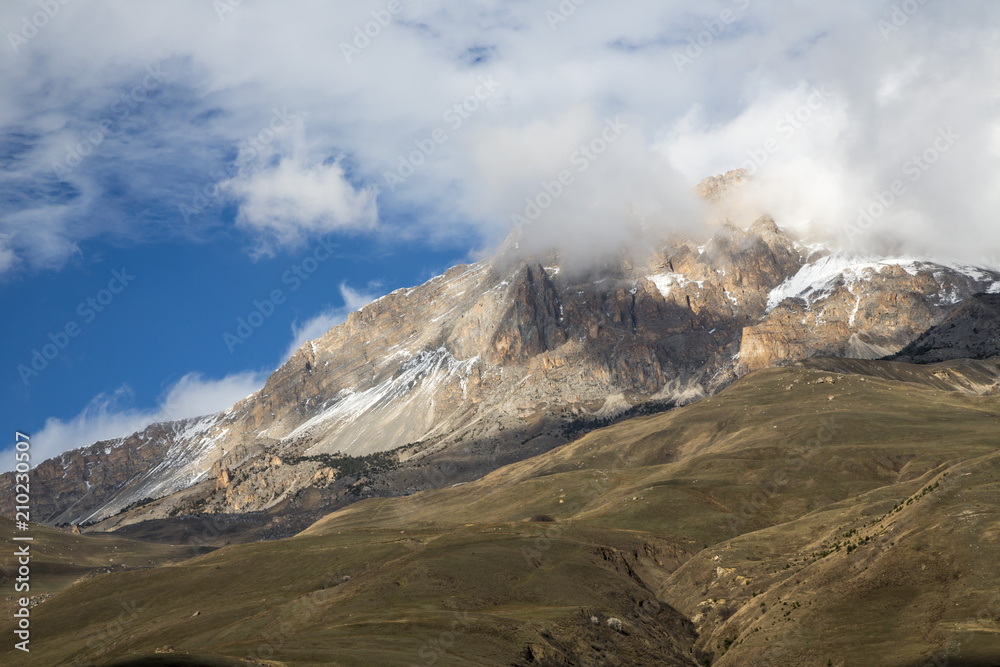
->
[5,281,378,470]
[156,371,266,422]
[7,371,266,472]
[2,1,1000,270]
[218,127,379,256]
[659,83,860,239]
[459,106,704,267]
[281,282,378,362]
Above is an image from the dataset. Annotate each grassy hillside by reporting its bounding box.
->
[4,359,1000,666]
[0,517,210,613]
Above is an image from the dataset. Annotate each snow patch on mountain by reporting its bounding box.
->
[649,273,703,298]
[77,413,231,523]
[767,254,1000,314]
[282,348,481,456]
[767,255,923,312]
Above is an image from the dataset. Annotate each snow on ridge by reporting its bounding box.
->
[767,254,1000,313]
[767,254,924,312]
[77,412,234,523]
[648,273,704,299]
[792,240,830,259]
[934,262,1000,288]
[283,347,481,444]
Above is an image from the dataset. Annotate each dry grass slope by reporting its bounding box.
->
[3,358,1000,666]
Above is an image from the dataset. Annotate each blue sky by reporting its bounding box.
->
[1,0,998,467]
[1,212,474,467]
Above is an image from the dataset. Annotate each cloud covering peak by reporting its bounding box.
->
[1,0,998,271]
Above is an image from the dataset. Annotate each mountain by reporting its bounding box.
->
[6,175,1000,535]
[891,292,1000,363]
[739,252,999,371]
[9,357,1000,666]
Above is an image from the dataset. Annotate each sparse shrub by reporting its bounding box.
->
[120,496,156,513]
[559,400,677,440]
[718,605,737,621]
[286,450,400,483]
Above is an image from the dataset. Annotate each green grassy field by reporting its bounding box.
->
[4,359,1000,666]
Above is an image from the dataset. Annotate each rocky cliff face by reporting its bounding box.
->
[21,416,230,526]
[7,173,1000,529]
[890,291,1000,363]
[738,255,997,372]
[695,168,748,201]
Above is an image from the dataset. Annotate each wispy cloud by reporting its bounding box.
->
[7,370,266,472]
[9,279,379,470]
[220,149,379,258]
[1,1,999,272]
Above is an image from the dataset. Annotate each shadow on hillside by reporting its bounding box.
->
[105,654,251,666]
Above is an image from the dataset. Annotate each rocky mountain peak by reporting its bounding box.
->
[891,291,1000,363]
[7,215,1000,530]
[695,168,749,201]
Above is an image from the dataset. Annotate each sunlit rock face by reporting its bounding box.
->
[8,174,999,526]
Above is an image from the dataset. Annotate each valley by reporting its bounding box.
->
[5,357,1000,665]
